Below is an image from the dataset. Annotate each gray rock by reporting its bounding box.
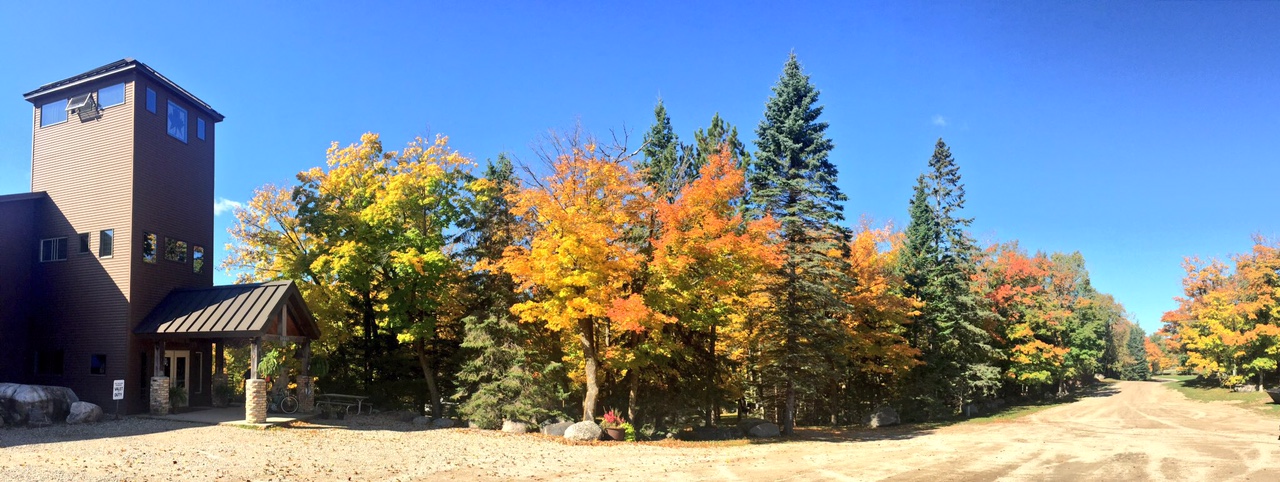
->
[430,417,455,429]
[864,406,900,428]
[737,417,770,433]
[66,401,103,424]
[563,421,602,441]
[747,422,780,438]
[27,407,52,427]
[501,420,530,433]
[412,416,431,427]
[0,383,79,425]
[684,426,741,441]
[542,421,575,437]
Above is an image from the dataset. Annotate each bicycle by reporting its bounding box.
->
[268,390,299,414]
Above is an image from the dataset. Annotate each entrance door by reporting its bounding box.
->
[163,350,190,404]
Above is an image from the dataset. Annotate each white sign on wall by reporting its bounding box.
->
[112,380,125,400]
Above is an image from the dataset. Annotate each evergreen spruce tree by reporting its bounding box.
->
[639,100,698,200]
[900,139,998,419]
[693,113,750,168]
[454,156,566,427]
[748,53,850,435]
[1122,325,1150,381]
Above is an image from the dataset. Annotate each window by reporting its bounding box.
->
[193,245,204,273]
[146,87,156,113]
[197,117,206,140]
[99,229,114,258]
[142,232,157,263]
[78,233,90,254]
[35,350,64,376]
[40,237,67,262]
[167,101,187,142]
[98,83,125,108]
[41,99,68,126]
[165,237,187,263]
[90,354,107,375]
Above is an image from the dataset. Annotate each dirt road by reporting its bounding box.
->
[684,380,1280,481]
[2,380,1277,481]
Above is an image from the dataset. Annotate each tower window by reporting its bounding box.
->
[146,87,156,113]
[41,99,68,127]
[100,229,114,258]
[142,232,157,263]
[90,354,107,375]
[198,118,206,140]
[78,233,90,254]
[40,237,67,262]
[193,245,205,273]
[98,83,125,108]
[167,101,187,142]
[165,237,188,263]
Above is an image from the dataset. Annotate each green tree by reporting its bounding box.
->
[900,139,998,419]
[454,155,568,426]
[748,53,849,434]
[639,100,697,200]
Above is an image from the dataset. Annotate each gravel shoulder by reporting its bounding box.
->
[2,381,1278,481]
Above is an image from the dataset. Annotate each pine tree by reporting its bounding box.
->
[454,156,566,426]
[640,100,697,200]
[748,53,849,435]
[693,113,750,168]
[900,139,998,419]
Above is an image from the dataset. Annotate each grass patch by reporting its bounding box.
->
[1163,377,1280,417]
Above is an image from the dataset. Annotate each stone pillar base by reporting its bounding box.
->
[296,375,314,413]
[245,379,267,423]
[211,373,229,407]
[150,377,171,415]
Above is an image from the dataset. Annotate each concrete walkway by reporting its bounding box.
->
[151,406,315,428]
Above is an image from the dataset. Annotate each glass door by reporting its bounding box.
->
[163,350,190,405]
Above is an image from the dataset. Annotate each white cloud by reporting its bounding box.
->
[932,115,948,127]
[213,197,243,216]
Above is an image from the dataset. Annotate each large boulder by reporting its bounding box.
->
[502,420,531,433]
[412,416,431,427]
[27,407,52,427]
[430,418,456,429]
[66,401,103,424]
[864,406,900,428]
[0,383,79,426]
[563,421,602,442]
[738,417,770,432]
[746,422,780,438]
[542,421,575,437]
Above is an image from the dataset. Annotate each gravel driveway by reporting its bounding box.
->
[2,381,1279,481]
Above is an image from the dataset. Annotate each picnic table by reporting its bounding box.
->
[316,393,371,415]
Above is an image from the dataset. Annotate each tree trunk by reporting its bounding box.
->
[415,338,442,418]
[363,293,375,392]
[578,317,599,422]
[628,369,639,423]
[708,324,719,427]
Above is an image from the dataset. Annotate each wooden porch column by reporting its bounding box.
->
[153,341,166,377]
[250,337,261,379]
[215,342,226,375]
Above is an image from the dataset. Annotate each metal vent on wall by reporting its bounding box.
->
[66,92,100,122]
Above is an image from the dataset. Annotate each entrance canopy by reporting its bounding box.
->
[134,280,320,341]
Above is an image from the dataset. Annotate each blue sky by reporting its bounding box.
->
[2,1,1278,332]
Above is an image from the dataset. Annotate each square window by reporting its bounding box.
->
[41,99,68,127]
[142,232,157,263]
[167,101,187,142]
[40,237,67,262]
[197,118,206,140]
[79,233,90,254]
[146,88,156,113]
[165,237,188,262]
[90,354,107,375]
[99,83,125,108]
[100,229,114,258]
[193,245,205,273]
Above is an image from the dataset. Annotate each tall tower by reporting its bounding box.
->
[19,59,223,411]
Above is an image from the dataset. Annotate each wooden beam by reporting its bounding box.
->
[215,342,225,375]
[250,337,260,379]
[153,342,165,377]
[301,339,311,376]
[261,335,310,343]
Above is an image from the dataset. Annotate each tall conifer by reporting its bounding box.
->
[748,53,849,434]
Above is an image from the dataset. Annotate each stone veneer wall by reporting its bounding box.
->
[149,377,170,415]
[245,379,267,423]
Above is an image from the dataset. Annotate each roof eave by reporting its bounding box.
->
[23,59,225,123]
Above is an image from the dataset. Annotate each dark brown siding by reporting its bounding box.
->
[28,74,136,407]
[0,195,42,383]
[128,78,216,412]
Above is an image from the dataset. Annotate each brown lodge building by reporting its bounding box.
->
[0,59,318,415]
